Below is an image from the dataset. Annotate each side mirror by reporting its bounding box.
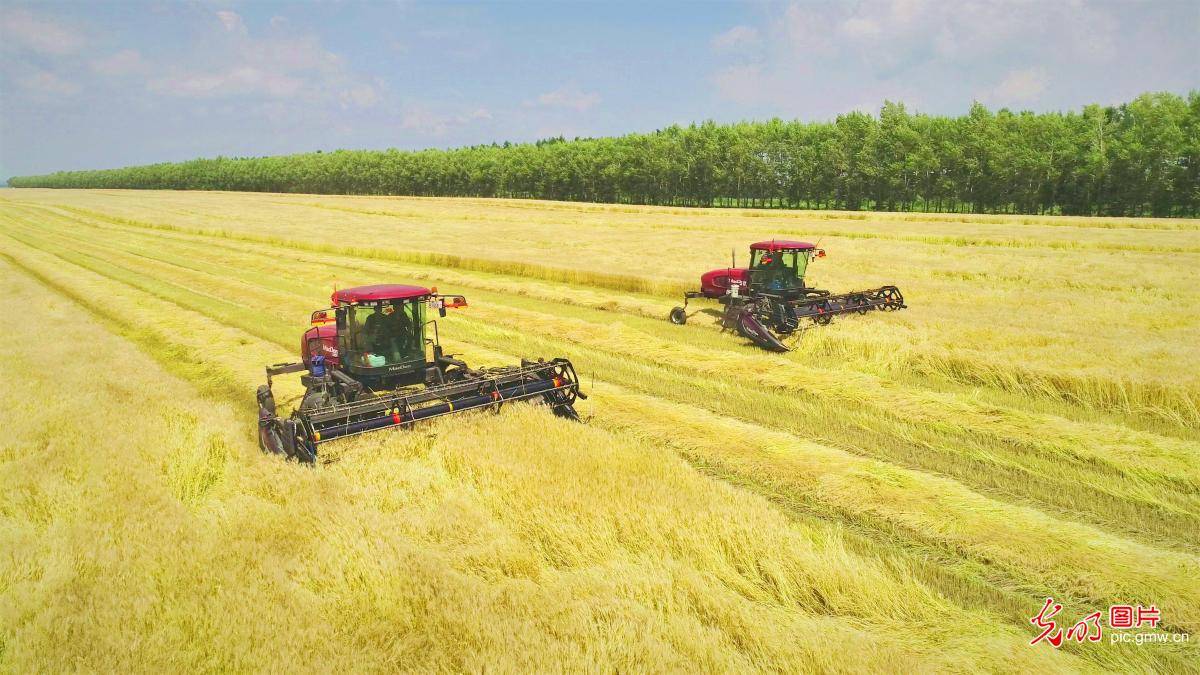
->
[428,294,466,319]
[335,308,347,329]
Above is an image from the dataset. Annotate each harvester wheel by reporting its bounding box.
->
[256,386,289,455]
[669,307,687,325]
[256,385,277,415]
[282,419,316,464]
[258,419,286,456]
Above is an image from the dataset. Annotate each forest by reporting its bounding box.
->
[9,91,1199,217]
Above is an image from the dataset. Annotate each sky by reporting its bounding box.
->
[1,0,1197,179]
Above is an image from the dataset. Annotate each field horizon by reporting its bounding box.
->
[1,188,1197,672]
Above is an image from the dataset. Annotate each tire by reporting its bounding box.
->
[256,385,276,415]
[258,417,286,456]
[669,306,687,325]
[283,419,316,464]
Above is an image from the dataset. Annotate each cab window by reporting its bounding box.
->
[751,249,808,289]
[350,299,425,367]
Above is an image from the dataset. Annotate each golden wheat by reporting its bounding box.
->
[1,189,1197,672]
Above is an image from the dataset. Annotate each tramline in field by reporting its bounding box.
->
[256,284,585,463]
[669,240,906,351]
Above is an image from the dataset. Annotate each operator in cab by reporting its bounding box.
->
[362,302,416,364]
[757,252,791,292]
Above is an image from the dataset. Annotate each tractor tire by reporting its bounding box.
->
[282,419,317,464]
[669,306,687,325]
[258,417,286,456]
[256,387,288,455]
[256,385,276,415]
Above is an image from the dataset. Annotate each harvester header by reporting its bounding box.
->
[257,283,584,463]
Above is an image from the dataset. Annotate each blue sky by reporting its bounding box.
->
[2,0,1197,178]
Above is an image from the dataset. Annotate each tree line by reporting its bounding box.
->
[10,91,1199,217]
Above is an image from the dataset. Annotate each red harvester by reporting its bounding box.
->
[669,240,905,351]
[257,284,584,463]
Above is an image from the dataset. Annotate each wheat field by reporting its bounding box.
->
[0,189,1197,672]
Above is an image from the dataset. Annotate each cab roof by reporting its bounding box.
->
[750,240,816,252]
[332,284,430,304]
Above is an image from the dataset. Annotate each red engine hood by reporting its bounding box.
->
[699,267,749,298]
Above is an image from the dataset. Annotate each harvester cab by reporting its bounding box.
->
[747,241,823,297]
[257,284,584,464]
[301,285,467,389]
[669,240,904,352]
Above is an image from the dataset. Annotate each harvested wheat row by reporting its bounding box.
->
[2,190,1197,672]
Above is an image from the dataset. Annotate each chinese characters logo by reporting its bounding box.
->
[1030,598,1175,648]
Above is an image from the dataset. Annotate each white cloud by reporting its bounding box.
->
[779,3,837,56]
[712,64,768,106]
[708,0,1134,115]
[980,67,1049,105]
[92,49,149,76]
[839,16,882,39]
[533,86,601,112]
[0,7,85,55]
[155,66,304,98]
[888,0,925,25]
[15,69,80,96]
[216,10,246,35]
[400,105,448,135]
[400,104,492,136]
[340,83,380,108]
[711,25,759,51]
[147,17,378,109]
